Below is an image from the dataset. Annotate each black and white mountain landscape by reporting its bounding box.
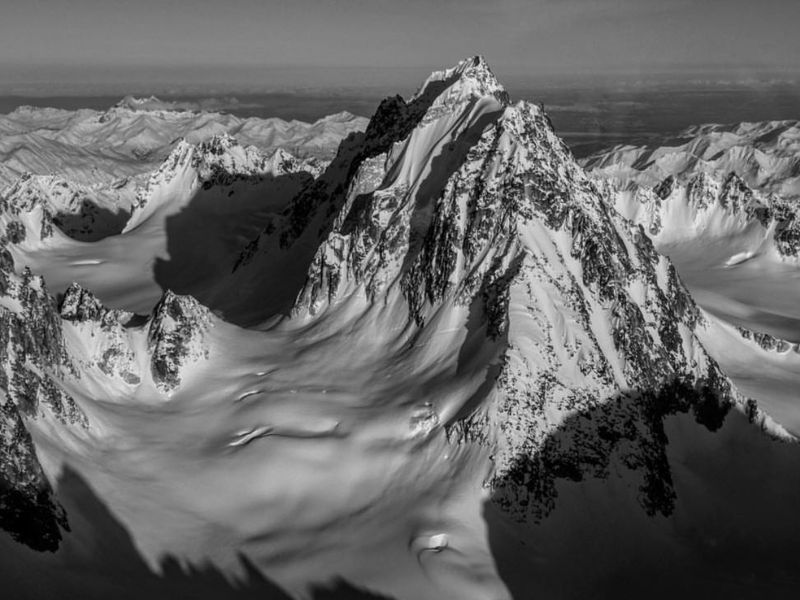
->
[2,2,800,599]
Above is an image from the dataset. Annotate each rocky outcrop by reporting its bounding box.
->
[0,256,87,551]
[59,283,141,385]
[0,173,59,243]
[147,291,212,393]
[736,325,798,354]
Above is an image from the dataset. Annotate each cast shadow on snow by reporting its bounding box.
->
[53,200,131,242]
[483,384,800,600]
[151,171,312,318]
[1,465,394,600]
[178,72,471,326]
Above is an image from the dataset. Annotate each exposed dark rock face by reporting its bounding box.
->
[0,249,87,550]
[736,325,797,353]
[0,405,69,552]
[492,374,733,523]
[147,290,212,393]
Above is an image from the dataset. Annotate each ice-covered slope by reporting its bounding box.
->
[0,57,798,600]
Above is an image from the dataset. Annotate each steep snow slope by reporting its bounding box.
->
[0,57,798,600]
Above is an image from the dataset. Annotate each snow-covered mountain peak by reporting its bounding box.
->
[277,58,750,530]
[405,55,510,130]
[60,284,216,396]
[290,91,580,318]
[413,55,508,107]
[193,133,268,180]
[0,174,66,244]
[191,132,315,180]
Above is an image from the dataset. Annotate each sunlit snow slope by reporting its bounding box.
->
[1,58,799,600]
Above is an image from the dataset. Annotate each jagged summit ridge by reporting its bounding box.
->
[293,77,561,320]
[413,55,510,108]
[226,56,752,525]
[231,56,520,299]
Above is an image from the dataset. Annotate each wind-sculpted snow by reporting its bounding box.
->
[0,56,798,600]
[0,244,216,553]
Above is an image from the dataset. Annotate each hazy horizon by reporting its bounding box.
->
[1,0,798,157]
[1,0,799,96]
[1,63,798,99]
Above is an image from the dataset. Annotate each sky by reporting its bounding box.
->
[0,0,798,93]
